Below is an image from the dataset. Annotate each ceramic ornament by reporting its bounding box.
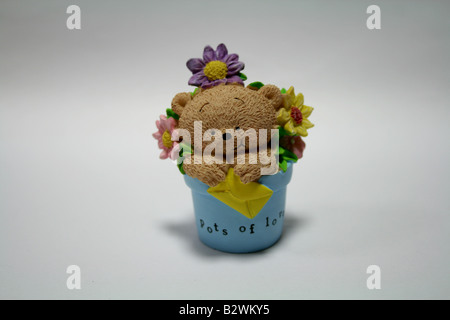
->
[153,44,315,253]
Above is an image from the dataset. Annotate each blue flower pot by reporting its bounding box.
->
[183,163,293,253]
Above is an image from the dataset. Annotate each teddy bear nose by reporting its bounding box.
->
[223,133,232,140]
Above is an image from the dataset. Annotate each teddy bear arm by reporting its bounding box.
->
[233,149,279,183]
[183,155,228,187]
[233,152,263,184]
[233,163,263,184]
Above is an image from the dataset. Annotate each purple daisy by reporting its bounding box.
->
[186,43,245,88]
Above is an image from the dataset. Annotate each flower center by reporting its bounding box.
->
[290,106,303,125]
[162,130,173,148]
[203,61,228,81]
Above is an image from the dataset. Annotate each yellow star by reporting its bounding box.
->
[207,168,273,219]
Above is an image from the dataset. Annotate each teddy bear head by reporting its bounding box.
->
[171,83,283,155]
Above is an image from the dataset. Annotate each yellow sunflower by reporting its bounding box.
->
[277,86,314,136]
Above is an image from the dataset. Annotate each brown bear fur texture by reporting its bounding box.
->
[172,83,283,187]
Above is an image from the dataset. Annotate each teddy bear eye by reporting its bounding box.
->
[234,98,244,104]
[199,102,209,112]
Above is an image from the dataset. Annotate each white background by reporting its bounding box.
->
[1,0,449,299]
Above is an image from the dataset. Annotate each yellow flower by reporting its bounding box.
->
[277,86,314,137]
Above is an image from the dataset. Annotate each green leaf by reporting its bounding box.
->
[179,142,193,155]
[279,159,288,172]
[281,147,298,162]
[278,126,290,138]
[277,145,298,172]
[280,88,287,94]
[175,143,193,175]
[238,73,247,81]
[177,162,185,175]
[190,88,199,97]
[166,108,180,120]
[248,81,264,89]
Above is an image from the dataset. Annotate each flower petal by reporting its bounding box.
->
[292,137,306,159]
[167,117,177,131]
[203,45,215,63]
[225,53,239,64]
[188,72,208,86]
[282,94,294,109]
[286,86,296,100]
[295,125,308,137]
[301,105,314,118]
[301,118,314,129]
[200,79,214,88]
[160,118,171,132]
[294,93,304,107]
[216,43,228,60]
[277,109,291,125]
[172,129,183,142]
[227,61,245,74]
[202,78,227,88]
[160,149,169,159]
[152,131,162,140]
[226,75,244,85]
[170,143,180,160]
[186,58,205,73]
[284,120,296,134]
[155,119,162,132]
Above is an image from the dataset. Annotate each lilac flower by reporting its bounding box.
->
[186,43,245,88]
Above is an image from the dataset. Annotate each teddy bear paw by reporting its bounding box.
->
[234,164,262,184]
[183,162,227,187]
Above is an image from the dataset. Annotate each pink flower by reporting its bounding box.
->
[281,135,306,159]
[152,115,179,160]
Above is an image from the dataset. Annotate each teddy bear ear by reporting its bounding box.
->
[171,92,192,116]
[258,85,283,110]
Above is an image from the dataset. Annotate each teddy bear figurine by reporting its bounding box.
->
[152,43,315,252]
[153,43,314,187]
[171,83,283,187]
